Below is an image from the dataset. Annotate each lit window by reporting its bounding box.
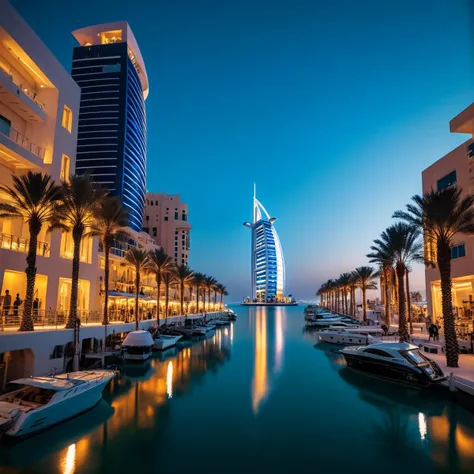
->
[60,154,70,182]
[62,105,73,132]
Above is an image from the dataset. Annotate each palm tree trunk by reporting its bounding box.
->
[362,287,367,322]
[196,285,200,312]
[396,263,409,342]
[180,281,184,315]
[383,266,391,327]
[102,243,110,325]
[135,272,140,330]
[21,222,40,331]
[165,283,170,325]
[438,242,459,367]
[406,268,413,334]
[67,228,83,329]
[156,273,161,326]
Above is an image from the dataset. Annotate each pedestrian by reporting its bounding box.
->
[33,297,39,319]
[433,324,440,342]
[428,323,435,342]
[2,290,11,316]
[13,293,22,317]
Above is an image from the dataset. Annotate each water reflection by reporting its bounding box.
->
[251,307,285,414]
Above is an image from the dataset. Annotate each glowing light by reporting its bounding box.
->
[62,443,76,474]
[274,310,284,374]
[224,328,229,337]
[166,361,173,398]
[418,413,427,441]
[252,310,267,414]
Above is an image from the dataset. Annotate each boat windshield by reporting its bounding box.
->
[400,349,426,366]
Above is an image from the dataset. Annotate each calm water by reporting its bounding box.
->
[1,305,474,474]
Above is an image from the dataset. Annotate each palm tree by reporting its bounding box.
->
[147,248,175,325]
[370,223,423,342]
[162,271,176,324]
[349,273,358,316]
[337,273,352,315]
[90,196,129,326]
[174,264,194,315]
[394,186,474,367]
[204,276,217,311]
[410,290,422,303]
[192,272,206,313]
[352,266,378,322]
[216,283,228,309]
[124,248,150,330]
[367,246,393,326]
[0,172,62,331]
[52,174,106,328]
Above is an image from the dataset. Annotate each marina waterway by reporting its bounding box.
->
[1,305,474,474]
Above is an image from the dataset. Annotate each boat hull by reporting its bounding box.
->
[152,336,182,351]
[319,333,372,345]
[342,352,443,387]
[5,376,113,438]
[241,302,298,306]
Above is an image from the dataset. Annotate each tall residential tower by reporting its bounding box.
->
[244,187,285,302]
[71,22,148,232]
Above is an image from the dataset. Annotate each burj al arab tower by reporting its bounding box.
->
[243,186,286,303]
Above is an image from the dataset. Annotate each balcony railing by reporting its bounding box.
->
[0,233,50,257]
[468,142,474,160]
[0,126,45,160]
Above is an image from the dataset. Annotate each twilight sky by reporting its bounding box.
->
[13,0,474,301]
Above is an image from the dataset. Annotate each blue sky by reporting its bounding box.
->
[14,0,474,301]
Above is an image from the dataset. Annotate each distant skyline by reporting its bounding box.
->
[13,0,474,301]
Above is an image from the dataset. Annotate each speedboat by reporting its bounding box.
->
[152,334,183,351]
[122,330,154,361]
[0,370,115,438]
[193,323,215,334]
[341,342,447,387]
[209,319,230,326]
[319,330,377,346]
[226,311,237,320]
[305,316,343,327]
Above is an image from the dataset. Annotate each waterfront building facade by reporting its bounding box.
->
[243,189,285,302]
[423,102,474,334]
[71,22,148,232]
[143,192,191,265]
[0,0,104,322]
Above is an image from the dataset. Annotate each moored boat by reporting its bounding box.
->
[319,330,376,345]
[152,334,183,351]
[122,330,154,361]
[0,370,115,438]
[341,342,447,387]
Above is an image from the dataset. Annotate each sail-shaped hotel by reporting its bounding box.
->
[243,187,294,305]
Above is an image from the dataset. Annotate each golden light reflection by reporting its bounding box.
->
[418,413,427,441]
[167,361,173,399]
[252,309,267,414]
[61,443,76,474]
[274,309,284,374]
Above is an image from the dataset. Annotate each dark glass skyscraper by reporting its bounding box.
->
[71,23,148,231]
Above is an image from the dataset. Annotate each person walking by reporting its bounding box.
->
[13,293,22,317]
[433,323,440,342]
[33,297,39,320]
[428,323,435,342]
[2,290,11,316]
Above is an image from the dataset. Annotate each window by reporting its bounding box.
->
[437,171,457,191]
[164,216,169,221]
[142,227,149,234]
[451,244,466,259]
[152,227,157,237]
[62,105,73,132]
[103,64,121,73]
[0,115,11,136]
[60,154,70,182]
[363,348,392,358]
[155,200,158,205]
[174,212,179,220]
[50,345,64,359]
[145,216,149,221]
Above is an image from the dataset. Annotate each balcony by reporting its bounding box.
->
[0,67,46,123]
[0,126,45,160]
[0,232,50,257]
[468,142,474,160]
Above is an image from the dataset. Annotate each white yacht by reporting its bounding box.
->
[0,370,115,438]
[152,334,183,351]
[341,342,447,387]
[122,330,154,361]
[318,327,384,345]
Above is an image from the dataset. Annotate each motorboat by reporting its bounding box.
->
[152,334,183,351]
[318,329,377,345]
[340,342,447,387]
[121,330,154,361]
[193,323,215,334]
[226,311,237,320]
[0,370,115,438]
[209,319,230,326]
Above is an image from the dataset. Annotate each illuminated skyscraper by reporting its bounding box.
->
[71,22,148,232]
[243,186,285,302]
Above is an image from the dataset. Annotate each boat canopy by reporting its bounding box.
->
[9,377,84,391]
[123,330,154,347]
